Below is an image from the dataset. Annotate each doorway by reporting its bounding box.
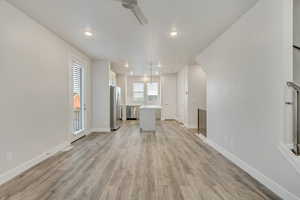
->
[71,58,86,140]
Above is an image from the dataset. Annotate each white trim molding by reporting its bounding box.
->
[0,142,69,186]
[279,143,300,175]
[205,139,300,200]
[196,133,207,142]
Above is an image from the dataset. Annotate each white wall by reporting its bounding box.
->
[0,0,92,180]
[294,0,300,84]
[188,65,207,128]
[294,0,300,47]
[197,0,300,199]
[176,67,189,125]
[92,60,110,132]
[116,74,127,120]
[116,74,127,105]
[294,50,300,83]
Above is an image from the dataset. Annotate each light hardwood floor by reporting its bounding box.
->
[0,121,280,200]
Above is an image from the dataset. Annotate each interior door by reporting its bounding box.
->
[162,75,177,119]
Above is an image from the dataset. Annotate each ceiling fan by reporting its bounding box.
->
[118,0,148,25]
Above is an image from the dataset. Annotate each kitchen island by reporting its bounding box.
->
[139,105,162,132]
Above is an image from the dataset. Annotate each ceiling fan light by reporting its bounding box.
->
[170,31,178,37]
[121,0,148,25]
[84,31,93,37]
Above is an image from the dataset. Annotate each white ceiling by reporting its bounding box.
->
[7,0,257,75]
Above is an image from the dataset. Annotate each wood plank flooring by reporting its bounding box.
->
[0,121,281,200]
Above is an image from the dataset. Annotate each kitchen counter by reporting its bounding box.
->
[140,105,162,110]
[139,105,162,132]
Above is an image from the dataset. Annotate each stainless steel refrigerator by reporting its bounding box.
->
[110,86,121,131]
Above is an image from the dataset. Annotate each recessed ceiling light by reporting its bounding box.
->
[84,31,93,37]
[130,71,133,75]
[125,63,129,68]
[170,31,178,38]
[155,71,159,75]
[158,62,161,67]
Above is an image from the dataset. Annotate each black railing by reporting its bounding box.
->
[73,110,82,132]
[293,45,300,51]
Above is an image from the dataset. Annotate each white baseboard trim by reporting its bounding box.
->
[278,143,300,175]
[206,139,300,200]
[196,133,207,141]
[89,128,111,133]
[0,141,69,186]
[85,129,94,136]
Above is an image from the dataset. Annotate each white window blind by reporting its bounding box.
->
[133,82,144,102]
[72,62,82,95]
[147,82,158,96]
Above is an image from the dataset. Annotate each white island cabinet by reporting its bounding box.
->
[139,105,162,132]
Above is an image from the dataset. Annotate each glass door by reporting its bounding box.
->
[72,60,84,135]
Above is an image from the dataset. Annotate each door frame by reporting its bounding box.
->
[68,54,88,143]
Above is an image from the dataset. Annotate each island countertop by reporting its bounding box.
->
[139,105,162,109]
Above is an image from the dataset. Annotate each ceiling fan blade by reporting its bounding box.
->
[131,5,148,25]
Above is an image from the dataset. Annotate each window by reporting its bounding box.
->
[147,82,158,96]
[147,82,159,101]
[131,81,160,104]
[133,82,144,102]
